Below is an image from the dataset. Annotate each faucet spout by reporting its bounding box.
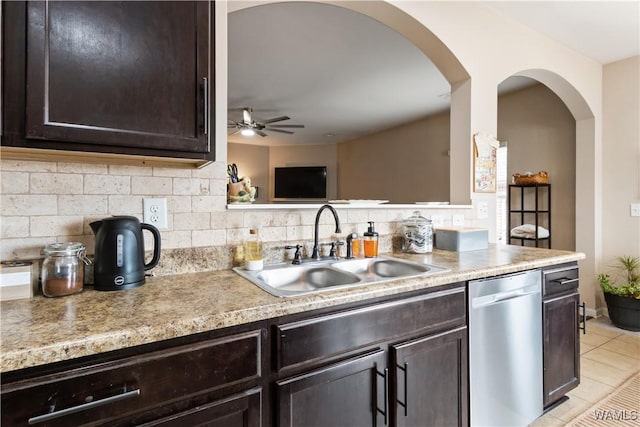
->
[312,204,341,260]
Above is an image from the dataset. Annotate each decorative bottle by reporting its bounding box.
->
[244,228,263,270]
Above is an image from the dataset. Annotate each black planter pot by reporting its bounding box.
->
[604,292,640,332]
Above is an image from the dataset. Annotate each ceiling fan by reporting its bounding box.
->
[227,108,304,137]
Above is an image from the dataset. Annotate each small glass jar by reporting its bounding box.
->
[402,211,433,254]
[41,242,91,297]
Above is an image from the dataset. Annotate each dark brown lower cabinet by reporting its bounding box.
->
[274,286,469,427]
[392,327,468,427]
[543,292,580,406]
[0,329,265,426]
[542,263,581,407]
[275,326,469,427]
[141,388,262,427]
[277,350,387,427]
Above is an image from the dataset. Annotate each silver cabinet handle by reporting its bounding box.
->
[203,77,209,135]
[28,388,140,425]
[552,277,579,286]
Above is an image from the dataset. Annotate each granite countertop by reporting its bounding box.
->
[0,245,584,373]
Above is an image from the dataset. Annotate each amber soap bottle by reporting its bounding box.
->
[363,221,379,258]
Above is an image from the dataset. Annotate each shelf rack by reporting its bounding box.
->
[508,183,551,248]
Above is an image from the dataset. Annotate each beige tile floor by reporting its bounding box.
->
[531,317,640,426]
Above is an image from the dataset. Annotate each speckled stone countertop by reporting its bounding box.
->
[0,245,584,373]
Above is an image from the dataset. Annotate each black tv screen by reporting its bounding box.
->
[274,166,327,199]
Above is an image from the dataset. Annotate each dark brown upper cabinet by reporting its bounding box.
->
[2,1,214,166]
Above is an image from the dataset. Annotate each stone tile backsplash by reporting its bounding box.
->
[0,158,482,275]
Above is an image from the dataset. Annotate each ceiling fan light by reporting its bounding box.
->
[241,128,255,136]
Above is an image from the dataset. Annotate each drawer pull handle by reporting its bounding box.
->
[28,387,140,425]
[552,277,579,286]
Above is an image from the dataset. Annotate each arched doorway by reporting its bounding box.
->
[227,0,473,204]
[498,70,598,314]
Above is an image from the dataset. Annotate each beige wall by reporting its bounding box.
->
[228,143,270,203]
[228,112,450,204]
[498,84,577,251]
[601,56,640,284]
[338,112,450,203]
[269,144,338,200]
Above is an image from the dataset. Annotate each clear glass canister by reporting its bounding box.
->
[41,242,91,297]
[402,211,433,254]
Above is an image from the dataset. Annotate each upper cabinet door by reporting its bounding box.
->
[25,1,211,154]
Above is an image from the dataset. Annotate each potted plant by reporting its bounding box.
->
[597,255,640,331]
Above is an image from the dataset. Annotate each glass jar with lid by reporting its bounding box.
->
[402,211,433,254]
[41,242,91,297]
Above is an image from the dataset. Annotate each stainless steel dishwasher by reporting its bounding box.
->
[469,269,543,427]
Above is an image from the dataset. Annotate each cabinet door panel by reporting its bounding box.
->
[392,327,468,427]
[277,349,387,427]
[25,1,210,153]
[543,292,580,406]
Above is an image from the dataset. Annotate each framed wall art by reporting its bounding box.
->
[473,132,498,193]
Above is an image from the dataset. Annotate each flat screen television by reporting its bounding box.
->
[274,166,327,199]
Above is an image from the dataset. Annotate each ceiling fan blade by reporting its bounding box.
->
[256,130,268,137]
[264,128,294,134]
[228,129,241,135]
[261,116,290,124]
[267,124,305,128]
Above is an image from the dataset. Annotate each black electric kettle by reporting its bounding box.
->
[90,216,161,291]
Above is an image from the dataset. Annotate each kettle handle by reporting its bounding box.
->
[141,223,161,270]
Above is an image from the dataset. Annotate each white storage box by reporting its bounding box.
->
[435,228,489,252]
[0,261,34,301]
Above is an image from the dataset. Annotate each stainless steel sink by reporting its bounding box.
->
[233,256,449,297]
[253,265,361,295]
[332,257,435,277]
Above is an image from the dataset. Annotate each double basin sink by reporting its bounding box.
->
[233,256,449,297]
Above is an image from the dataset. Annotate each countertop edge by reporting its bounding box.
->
[0,249,585,373]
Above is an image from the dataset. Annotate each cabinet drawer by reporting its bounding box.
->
[543,264,579,297]
[1,330,262,426]
[276,287,466,370]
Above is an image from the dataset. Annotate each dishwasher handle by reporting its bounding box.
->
[472,288,540,308]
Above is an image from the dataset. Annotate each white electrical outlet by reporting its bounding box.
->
[452,214,465,227]
[631,203,640,217]
[143,198,168,229]
[431,214,444,228]
[477,202,489,219]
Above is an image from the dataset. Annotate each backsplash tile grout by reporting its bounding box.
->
[1,159,484,273]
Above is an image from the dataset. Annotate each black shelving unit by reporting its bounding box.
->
[508,183,551,248]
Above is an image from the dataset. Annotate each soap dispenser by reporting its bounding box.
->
[363,221,379,258]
